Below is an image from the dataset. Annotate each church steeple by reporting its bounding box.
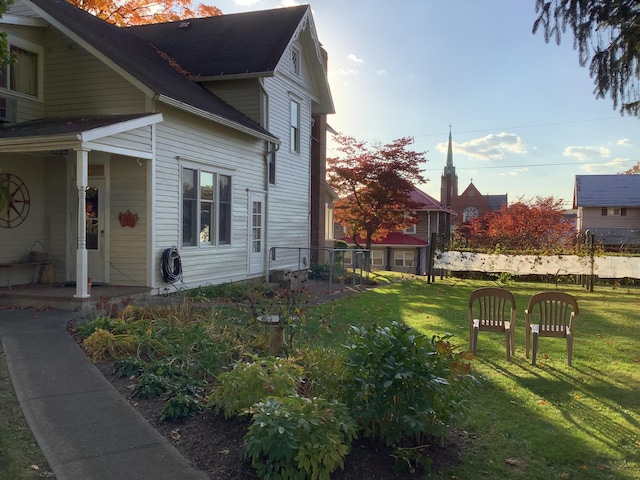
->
[440,126,458,208]
[444,125,455,175]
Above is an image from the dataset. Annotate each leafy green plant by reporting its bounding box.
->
[341,321,473,446]
[244,396,357,480]
[294,346,345,399]
[160,393,205,421]
[208,356,302,418]
[113,357,147,378]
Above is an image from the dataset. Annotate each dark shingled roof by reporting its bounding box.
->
[25,0,276,140]
[574,175,640,207]
[127,6,309,78]
[0,114,153,138]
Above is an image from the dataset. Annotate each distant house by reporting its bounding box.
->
[337,188,452,275]
[440,129,507,235]
[573,174,640,250]
[0,1,333,298]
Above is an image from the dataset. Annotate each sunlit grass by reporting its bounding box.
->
[304,276,640,479]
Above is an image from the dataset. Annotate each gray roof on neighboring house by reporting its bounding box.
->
[127,6,309,78]
[23,0,279,141]
[573,174,640,208]
[487,194,508,211]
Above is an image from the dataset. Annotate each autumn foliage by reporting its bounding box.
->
[453,196,575,251]
[327,135,427,249]
[67,0,222,26]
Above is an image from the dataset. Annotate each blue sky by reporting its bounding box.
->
[206,0,640,208]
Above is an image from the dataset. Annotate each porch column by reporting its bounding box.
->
[74,148,90,299]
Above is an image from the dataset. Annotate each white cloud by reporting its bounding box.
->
[579,157,629,173]
[617,138,633,147]
[436,132,527,160]
[332,68,360,77]
[563,146,611,162]
[347,54,364,63]
[373,69,387,76]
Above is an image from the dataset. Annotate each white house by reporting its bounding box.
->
[0,0,333,300]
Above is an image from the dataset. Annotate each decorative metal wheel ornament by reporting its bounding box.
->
[0,173,31,228]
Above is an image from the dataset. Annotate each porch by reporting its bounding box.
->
[0,282,155,313]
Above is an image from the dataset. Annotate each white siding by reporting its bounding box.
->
[152,105,267,289]
[204,79,263,125]
[0,155,47,287]
[90,126,154,156]
[110,156,147,286]
[43,29,147,116]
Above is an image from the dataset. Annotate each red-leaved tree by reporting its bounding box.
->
[327,135,428,250]
[68,0,222,26]
[454,196,574,251]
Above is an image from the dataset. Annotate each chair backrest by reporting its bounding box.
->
[526,292,578,334]
[468,287,516,327]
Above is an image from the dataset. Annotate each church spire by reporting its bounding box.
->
[446,125,453,169]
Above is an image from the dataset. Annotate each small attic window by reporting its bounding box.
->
[291,46,301,76]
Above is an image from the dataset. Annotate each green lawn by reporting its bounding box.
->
[304,276,640,479]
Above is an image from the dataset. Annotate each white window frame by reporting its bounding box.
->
[291,46,301,77]
[607,208,621,216]
[0,35,43,100]
[290,99,301,153]
[181,165,232,248]
[463,207,479,222]
[371,250,384,268]
[394,250,414,268]
[404,212,417,234]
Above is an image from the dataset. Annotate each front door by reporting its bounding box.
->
[248,193,265,275]
[85,181,107,283]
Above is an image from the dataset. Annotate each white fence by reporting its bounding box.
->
[434,251,640,279]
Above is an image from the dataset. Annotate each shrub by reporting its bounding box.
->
[208,357,302,418]
[113,357,147,378]
[294,346,344,399]
[244,396,357,480]
[82,328,138,362]
[160,392,205,421]
[341,321,473,446]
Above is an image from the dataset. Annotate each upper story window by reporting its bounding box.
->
[403,212,416,234]
[463,206,479,222]
[602,207,626,216]
[0,39,42,98]
[290,99,300,153]
[291,46,301,76]
[182,167,231,247]
[268,142,276,185]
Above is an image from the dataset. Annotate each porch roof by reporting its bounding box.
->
[0,114,162,153]
[341,232,429,247]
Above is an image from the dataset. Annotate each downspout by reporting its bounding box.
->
[263,141,280,281]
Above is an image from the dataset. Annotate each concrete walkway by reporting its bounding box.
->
[0,308,208,480]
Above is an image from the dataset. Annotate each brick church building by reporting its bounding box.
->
[440,129,507,235]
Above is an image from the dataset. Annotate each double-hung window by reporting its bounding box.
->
[182,167,231,247]
[394,251,414,268]
[290,99,300,153]
[0,39,41,98]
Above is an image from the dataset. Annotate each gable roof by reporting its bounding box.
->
[23,0,278,142]
[127,5,334,114]
[574,174,640,208]
[127,6,308,79]
[409,188,452,212]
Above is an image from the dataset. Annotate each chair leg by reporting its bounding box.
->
[472,326,479,355]
[505,329,511,362]
[531,325,539,365]
[567,333,573,366]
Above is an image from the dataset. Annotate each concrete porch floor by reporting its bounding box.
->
[0,283,155,312]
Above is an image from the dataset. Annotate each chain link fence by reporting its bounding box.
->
[268,247,370,294]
